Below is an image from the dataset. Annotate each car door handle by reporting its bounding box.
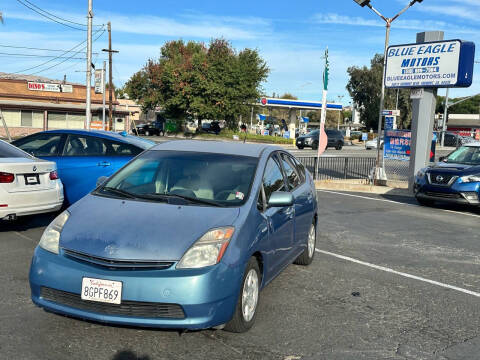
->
[97,161,111,167]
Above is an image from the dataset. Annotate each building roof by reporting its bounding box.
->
[152,140,281,157]
[0,72,83,86]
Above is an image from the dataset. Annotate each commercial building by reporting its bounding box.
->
[436,113,480,138]
[0,72,129,138]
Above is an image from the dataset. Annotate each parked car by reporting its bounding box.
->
[135,121,165,136]
[296,129,344,150]
[365,137,384,150]
[201,121,221,135]
[414,142,480,207]
[29,141,317,332]
[0,139,63,220]
[12,130,154,205]
[443,132,472,147]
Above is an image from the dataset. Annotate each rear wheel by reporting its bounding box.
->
[294,222,316,266]
[145,130,150,136]
[224,257,260,333]
[311,141,318,150]
[335,141,343,150]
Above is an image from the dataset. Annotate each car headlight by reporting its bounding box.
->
[460,175,480,183]
[416,168,427,178]
[177,227,235,269]
[39,210,70,254]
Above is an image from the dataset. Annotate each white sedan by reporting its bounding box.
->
[365,137,384,150]
[0,139,63,220]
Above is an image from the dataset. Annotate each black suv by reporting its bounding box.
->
[135,121,165,136]
[296,129,344,150]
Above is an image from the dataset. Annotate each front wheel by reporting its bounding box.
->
[297,145,304,150]
[145,130,150,136]
[294,222,316,265]
[335,142,343,150]
[224,257,260,333]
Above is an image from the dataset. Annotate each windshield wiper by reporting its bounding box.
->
[101,187,138,199]
[140,193,224,207]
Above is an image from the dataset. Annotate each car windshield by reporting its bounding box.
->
[0,140,33,158]
[98,150,258,206]
[445,146,480,165]
[307,130,319,136]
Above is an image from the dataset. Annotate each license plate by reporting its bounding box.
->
[25,174,40,185]
[81,277,122,304]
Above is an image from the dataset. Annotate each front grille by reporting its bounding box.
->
[63,249,174,270]
[424,191,460,199]
[41,287,185,319]
[427,173,458,186]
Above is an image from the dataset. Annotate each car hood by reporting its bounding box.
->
[428,162,480,175]
[60,194,241,261]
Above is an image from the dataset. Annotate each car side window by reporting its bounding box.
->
[13,134,62,157]
[105,140,142,156]
[280,153,300,190]
[262,155,286,203]
[63,135,106,156]
[289,155,306,183]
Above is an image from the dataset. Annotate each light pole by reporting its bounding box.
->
[337,95,344,130]
[353,0,423,183]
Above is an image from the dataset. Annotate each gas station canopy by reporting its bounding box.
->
[257,97,343,111]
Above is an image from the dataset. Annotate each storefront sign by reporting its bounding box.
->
[27,82,73,93]
[385,39,475,88]
[94,69,104,94]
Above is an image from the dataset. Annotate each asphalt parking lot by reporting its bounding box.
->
[1,190,479,360]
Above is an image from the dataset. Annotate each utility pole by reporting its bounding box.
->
[441,88,449,147]
[85,0,93,129]
[102,60,106,130]
[102,22,119,131]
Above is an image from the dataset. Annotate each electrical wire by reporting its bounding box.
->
[15,0,103,31]
[0,52,86,59]
[29,29,106,75]
[13,26,105,74]
[0,44,97,53]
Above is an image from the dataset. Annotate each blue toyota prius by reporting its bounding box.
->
[12,130,155,205]
[29,140,318,332]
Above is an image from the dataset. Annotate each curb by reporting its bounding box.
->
[314,180,412,196]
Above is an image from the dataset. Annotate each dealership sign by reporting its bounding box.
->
[27,82,73,93]
[385,39,475,88]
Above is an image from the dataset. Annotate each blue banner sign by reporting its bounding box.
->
[384,130,436,162]
[385,39,475,88]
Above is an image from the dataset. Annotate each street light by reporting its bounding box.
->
[353,0,423,184]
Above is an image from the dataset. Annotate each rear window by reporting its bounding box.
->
[0,140,32,158]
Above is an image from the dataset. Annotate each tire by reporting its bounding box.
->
[335,142,343,150]
[297,145,304,150]
[145,130,150,136]
[416,197,435,207]
[294,222,316,266]
[224,257,261,333]
[311,141,318,150]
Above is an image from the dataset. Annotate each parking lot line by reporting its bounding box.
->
[14,231,35,243]
[316,248,480,298]
[316,189,480,219]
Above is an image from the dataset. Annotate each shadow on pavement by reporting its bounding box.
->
[0,212,58,232]
[112,350,151,360]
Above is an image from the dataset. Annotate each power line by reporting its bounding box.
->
[0,44,98,53]
[13,26,105,74]
[21,0,102,27]
[0,51,87,59]
[29,29,106,75]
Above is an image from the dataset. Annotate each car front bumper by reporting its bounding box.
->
[29,247,243,329]
[414,178,480,205]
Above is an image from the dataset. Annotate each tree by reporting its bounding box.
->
[346,54,412,130]
[125,39,269,130]
[436,94,480,115]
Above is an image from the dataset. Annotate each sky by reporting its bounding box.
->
[1,0,479,105]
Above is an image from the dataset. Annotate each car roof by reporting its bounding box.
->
[151,140,283,157]
[40,129,155,149]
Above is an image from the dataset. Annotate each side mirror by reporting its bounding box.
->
[439,156,446,162]
[268,191,294,207]
[96,176,108,187]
